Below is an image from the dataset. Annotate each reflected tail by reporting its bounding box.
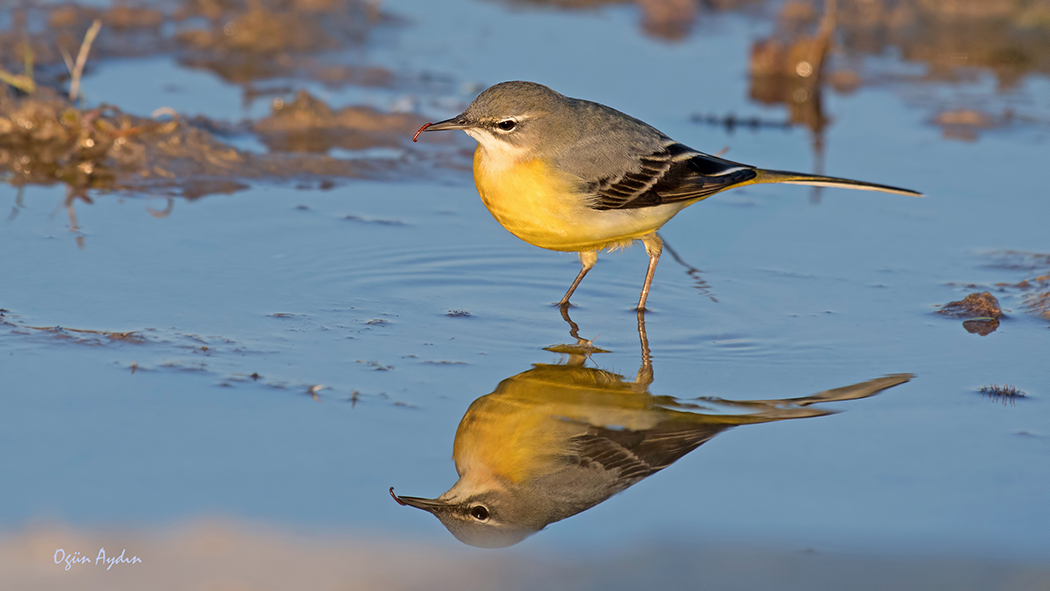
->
[696,374,915,423]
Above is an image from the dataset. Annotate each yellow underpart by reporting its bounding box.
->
[452,365,659,485]
[472,146,680,252]
[453,394,565,485]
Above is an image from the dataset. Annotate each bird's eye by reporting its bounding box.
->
[496,119,517,132]
[470,505,490,521]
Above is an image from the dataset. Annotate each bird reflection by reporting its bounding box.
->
[392,310,912,548]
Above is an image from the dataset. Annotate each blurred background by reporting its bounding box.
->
[1,0,1049,588]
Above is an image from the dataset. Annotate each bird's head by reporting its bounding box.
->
[390,486,541,549]
[414,81,574,163]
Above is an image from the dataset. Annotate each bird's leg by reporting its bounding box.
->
[632,308,654,392]
[637,233,663,311]
[559,305,582,340]
[558,250,597,307]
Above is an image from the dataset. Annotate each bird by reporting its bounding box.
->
[413,81,921,310]
[390,332,913,548]
[390,312,914,548]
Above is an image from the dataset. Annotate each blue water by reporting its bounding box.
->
[3,0,1049,567]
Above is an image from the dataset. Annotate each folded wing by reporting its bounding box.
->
[589,143,758,211]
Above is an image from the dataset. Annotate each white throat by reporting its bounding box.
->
[466,129,530,172]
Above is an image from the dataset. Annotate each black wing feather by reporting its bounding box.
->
[568,421,731,490]
[590,143,757,211]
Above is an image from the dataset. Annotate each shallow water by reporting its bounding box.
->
[2,0,1050,586]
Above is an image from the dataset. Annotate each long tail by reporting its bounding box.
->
[752,168,922,197]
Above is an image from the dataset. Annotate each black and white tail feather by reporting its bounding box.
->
[590,142,921,211]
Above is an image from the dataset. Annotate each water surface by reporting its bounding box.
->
[2,0,1049,586]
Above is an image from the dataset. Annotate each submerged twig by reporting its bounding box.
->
[661,237,717,303]
[7,185,26,223]
[979,384,1027,406]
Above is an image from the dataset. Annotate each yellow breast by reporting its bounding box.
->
[472,145,677,252]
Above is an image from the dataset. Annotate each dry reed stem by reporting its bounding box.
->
[69,19,103,102]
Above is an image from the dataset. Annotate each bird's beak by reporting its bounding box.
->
[425,115,470,131]
[412,115,471,142]
[389,487,447,513]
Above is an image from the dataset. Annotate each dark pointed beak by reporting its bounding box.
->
[412,115,471,141]
[425,115,471,131]
[389,487,447,512]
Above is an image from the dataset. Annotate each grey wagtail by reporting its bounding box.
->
[390,320,913,548]
[413,81,921,310]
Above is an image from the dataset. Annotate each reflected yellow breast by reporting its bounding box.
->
[453,395,573,484]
